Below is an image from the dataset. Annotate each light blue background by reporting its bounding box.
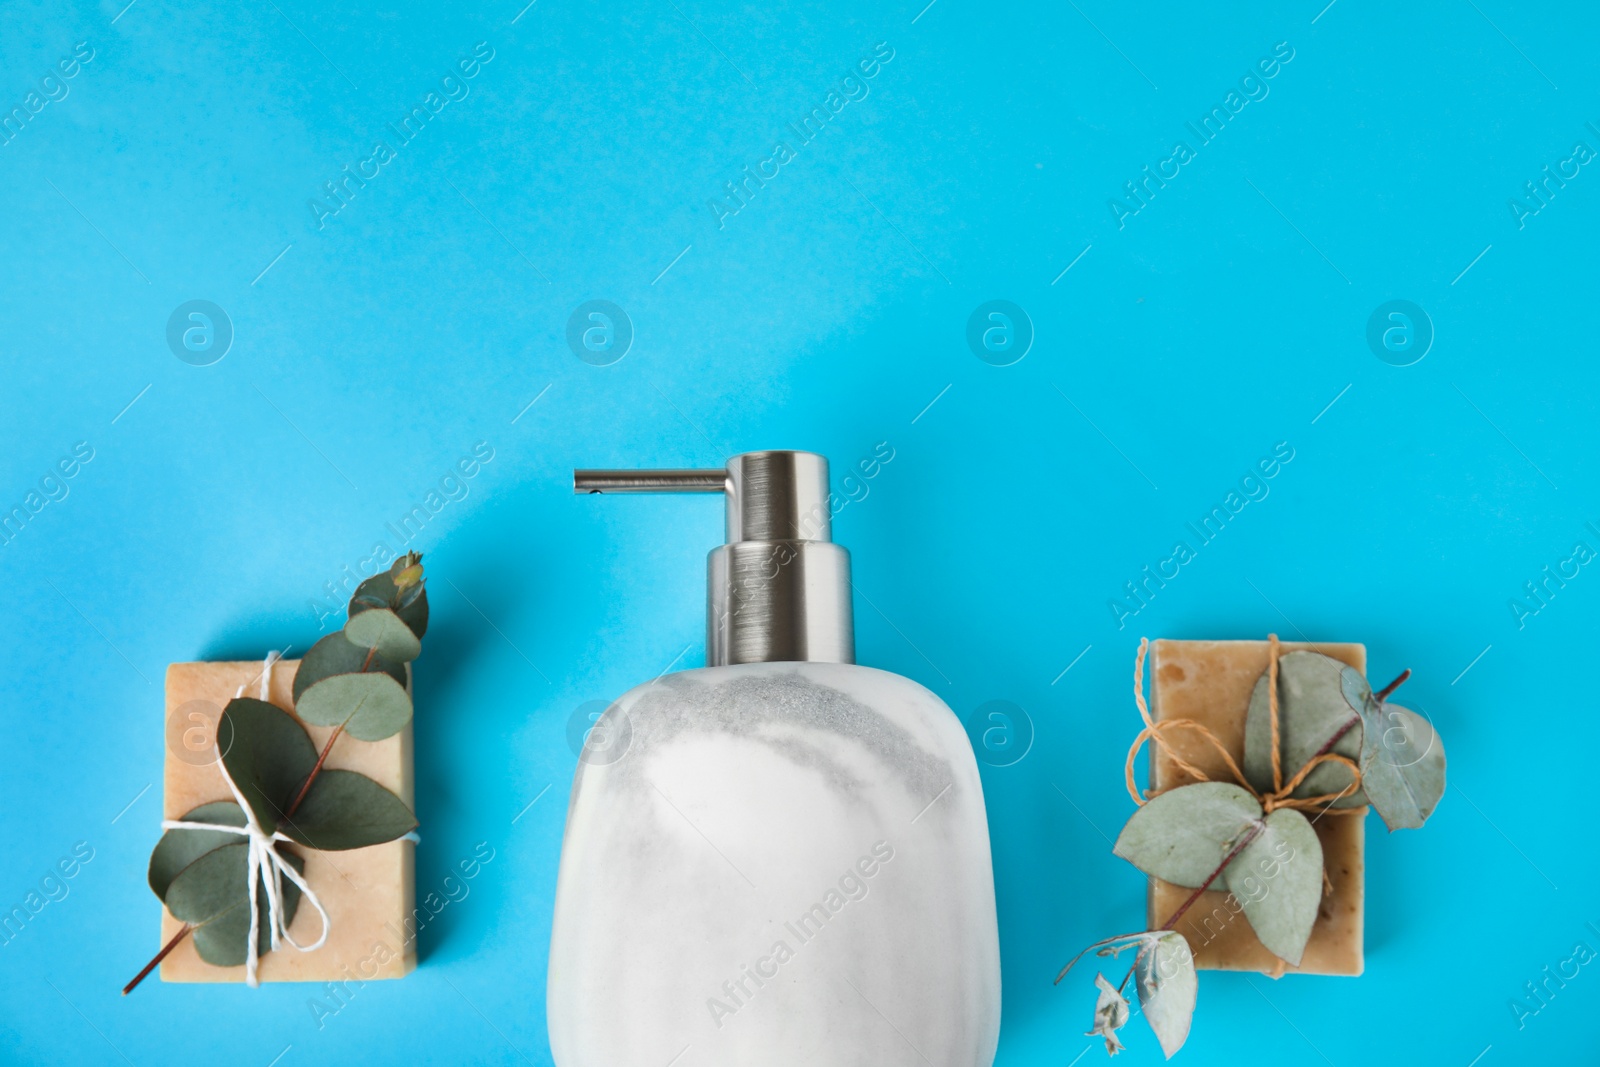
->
[1,0,1596,1063]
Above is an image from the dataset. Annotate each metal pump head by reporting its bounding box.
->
[574,450,854,667]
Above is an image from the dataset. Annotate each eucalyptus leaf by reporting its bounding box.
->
[344,607,422,662]
[1339,665,1377,717]
[1243,652,1364,808]
[166,843,306,967]
[1113,782,1261,888]
[219,699,317,830]
[1356,701,1446,831]
[277,769,417,851]
[1133,932,1197,1059]
[1087,973,1130,1056]
[164,841,248,927]
[294,671,412,742]
[148,801,245,901]
[349,554,428,639]
[293,631,406,703]
[1223,807,1323,966]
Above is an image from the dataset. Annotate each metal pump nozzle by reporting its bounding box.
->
[574,451,853,667]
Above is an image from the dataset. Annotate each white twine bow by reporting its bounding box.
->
[160,651,330,987]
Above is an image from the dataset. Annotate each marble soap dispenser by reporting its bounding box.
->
[548,450,1001,1066]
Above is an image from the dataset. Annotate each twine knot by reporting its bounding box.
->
[1123,635,1363,815]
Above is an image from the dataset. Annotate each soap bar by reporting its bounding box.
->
[159,660,416,983]
[1147,639,1364,977]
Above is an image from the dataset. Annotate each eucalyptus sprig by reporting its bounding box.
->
[1058,930,1197,1057]
[123,554,429,994]
[1058,646,1448,1057]
[287,552,428,806]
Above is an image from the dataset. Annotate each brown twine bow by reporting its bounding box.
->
[1123,634,1364,815]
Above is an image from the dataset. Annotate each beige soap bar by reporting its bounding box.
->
[160,660,416,983]
[1147,639,1364,977]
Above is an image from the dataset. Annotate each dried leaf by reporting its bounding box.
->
[1133,932,1196,1058]
[1243,651,1363,807]
[1114,782,1261,888]
[1087,972,1130,1055]
[1356,698,1446,831]
[1338,665,1375,716]
[1223,808,1323,966]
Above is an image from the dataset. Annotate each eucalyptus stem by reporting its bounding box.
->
[1297,667,1413,791]
[1053,933,1150,984]
[122,923,191,995]
[1058,822,1267,993]
[1157,822,1265,935]
[1097,823,1269,995]
[1373,668,1411,704]
[285,722,345,819]
[1316,714,1361,758]
[284,648,382,820]
[1117,953,1142,994]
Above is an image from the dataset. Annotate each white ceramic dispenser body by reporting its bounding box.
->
[548,452,1000,1066]
[548,661,1000,1065]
